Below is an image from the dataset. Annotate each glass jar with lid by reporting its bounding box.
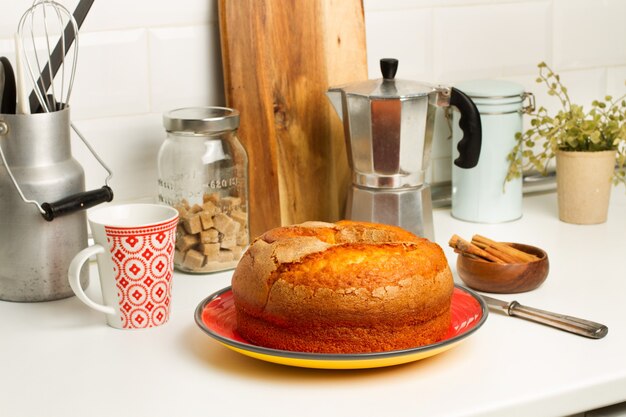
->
[158,106,249,273]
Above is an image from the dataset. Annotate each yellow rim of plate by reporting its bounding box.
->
[219,340,461,369]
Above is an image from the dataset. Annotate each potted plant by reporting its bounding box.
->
[506,62,626,224]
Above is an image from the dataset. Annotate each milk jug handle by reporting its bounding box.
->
[42,186,113,221]
[450,87,482,169]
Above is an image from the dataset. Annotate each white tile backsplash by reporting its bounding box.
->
[432,2,552,83]
[0,0,624,201]
[547,68,608,111]
[607,67,626,98]
[365,8,433,80]
[364,0,541,11]
[70,114,164,203]
[81,0,216,32]
[432,157,453,184]
[553,0,626,70]
[148,25,224,113]
[70,29,150,120]
[0,0,216,38]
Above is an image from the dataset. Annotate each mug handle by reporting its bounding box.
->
[68,245,115,315]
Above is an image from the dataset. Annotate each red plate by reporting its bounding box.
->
[195,285,487,369]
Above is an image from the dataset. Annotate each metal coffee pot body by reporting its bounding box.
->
[327,58,482,239]
[0,108,104,301]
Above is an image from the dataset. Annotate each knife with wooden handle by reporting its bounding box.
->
[481,295,608,339]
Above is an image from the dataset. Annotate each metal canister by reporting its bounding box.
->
[451,80,534,223]
[0,108,89,301]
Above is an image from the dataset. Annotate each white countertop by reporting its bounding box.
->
[2,189,625,417]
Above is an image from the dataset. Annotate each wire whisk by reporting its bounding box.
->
[17,0,79,113]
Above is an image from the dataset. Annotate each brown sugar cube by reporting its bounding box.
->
[174,203,188,218]
[218,249,234,262]
[229,246,243,259]
[176,234,198,252]
[204,251,219,263]
[213,213,239,236]
[227,221,241,239]
[199,243,220,257]
[201,200,220,216]
[182,213,202,235]
[236,231,249,247]
[230,209,247,228]
[203,193,221,205]
[221,196,241,211]
[183,249,205,270]
[200,228,220,244]
[220,236,237,250]
[199,211,214,230]
[180,199,190,209]
[189,204,203,214]
[212,213,232,232]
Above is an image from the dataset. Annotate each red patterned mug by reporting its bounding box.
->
[68,204,178,329]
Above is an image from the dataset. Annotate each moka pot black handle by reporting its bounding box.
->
[450,87,482,169]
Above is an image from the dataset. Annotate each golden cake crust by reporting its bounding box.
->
[231,220,454,353]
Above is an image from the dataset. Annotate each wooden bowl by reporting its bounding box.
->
[456,243,549,294]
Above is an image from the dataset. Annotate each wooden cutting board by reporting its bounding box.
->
[218,0,368,238]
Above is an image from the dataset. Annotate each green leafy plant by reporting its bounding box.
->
[506,62,626,187]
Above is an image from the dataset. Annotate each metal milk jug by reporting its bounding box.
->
[327,58,482,239]
[0,108,113,302]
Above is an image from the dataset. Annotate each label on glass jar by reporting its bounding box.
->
[208,177,241,190]
[158,178,180,206]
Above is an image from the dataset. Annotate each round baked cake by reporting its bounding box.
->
[231,220,454,354]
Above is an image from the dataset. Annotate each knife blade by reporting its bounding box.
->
[481,294,608,339]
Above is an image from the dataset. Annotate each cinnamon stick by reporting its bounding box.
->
[472,240,520,264]
[472,234,539,263]
[453,249,486,262]
[448,235,506,264]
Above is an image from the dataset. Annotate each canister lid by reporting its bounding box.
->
[454,80,525,105]
[163,107,240,133]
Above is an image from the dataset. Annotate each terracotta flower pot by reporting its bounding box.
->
[556,150,616,224]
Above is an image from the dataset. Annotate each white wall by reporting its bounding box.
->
[1,0,624,202]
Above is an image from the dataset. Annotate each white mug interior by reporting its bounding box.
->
[88,203,178,227]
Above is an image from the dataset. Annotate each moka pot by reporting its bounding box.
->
[327,58,482,239]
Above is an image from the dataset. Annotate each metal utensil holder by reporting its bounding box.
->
[0,107,113,301]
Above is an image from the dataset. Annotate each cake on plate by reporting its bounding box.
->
[231,220,453,354]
